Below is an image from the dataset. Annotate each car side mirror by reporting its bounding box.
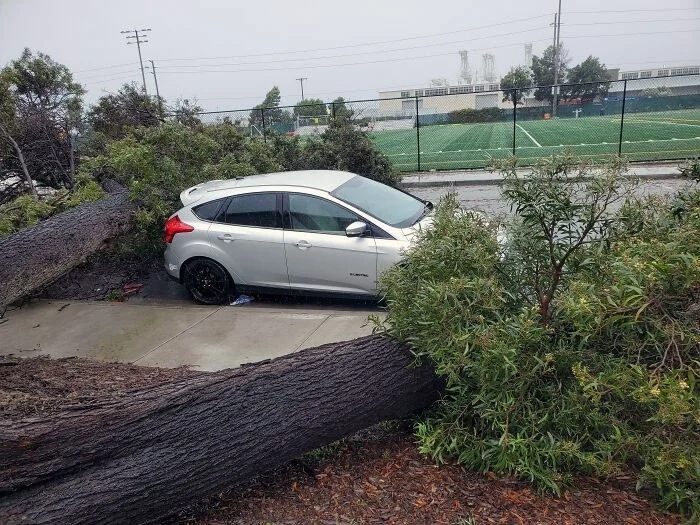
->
[345,221,368,237]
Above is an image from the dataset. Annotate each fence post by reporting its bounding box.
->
[330,102,335,120]
[618,80,627,155]
[260,107,266,143]
[415,96,421,172]
[512,89,517,156]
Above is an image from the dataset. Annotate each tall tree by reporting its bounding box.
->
[292,98,327,118]
[500,66,533,106]
[330,97,354,119]
[249,86,292,130]
[170,98,203,129]
[563,56,610,103]
[1,49,85,189]
[87,82,162,141]
[531,45,569,103]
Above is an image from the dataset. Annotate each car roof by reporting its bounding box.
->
[180,170,360,207]
[207,170,355,193]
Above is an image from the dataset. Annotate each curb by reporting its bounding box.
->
[400,172,684,188]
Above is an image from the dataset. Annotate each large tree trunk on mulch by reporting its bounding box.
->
[0,186,135,308]
[0,334,442,525]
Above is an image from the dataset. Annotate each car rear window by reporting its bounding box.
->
[192,198,226,221]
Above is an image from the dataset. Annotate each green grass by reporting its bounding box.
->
[370,109,700,171]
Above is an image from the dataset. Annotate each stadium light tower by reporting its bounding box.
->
[482,53,496,83]
[459,50,472,85]
[121,28,151,95]
[524,43,533,68]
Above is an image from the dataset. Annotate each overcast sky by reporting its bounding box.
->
[1,0,699,111]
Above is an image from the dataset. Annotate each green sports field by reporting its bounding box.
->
[370,109,700,171]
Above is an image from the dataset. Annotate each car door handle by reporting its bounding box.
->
[295,240,312,249]
[217,234,234,242]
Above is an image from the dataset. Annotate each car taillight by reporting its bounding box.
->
[164,215,194,243]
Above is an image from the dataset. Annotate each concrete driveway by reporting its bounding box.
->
[0,300,381,372]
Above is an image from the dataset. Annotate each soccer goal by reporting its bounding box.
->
[249,124,264,138]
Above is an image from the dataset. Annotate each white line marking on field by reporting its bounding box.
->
[634,118,700,128]
[382,136,700,157]
[515,123,542,147]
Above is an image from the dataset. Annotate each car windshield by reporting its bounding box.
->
[331,176,426,228]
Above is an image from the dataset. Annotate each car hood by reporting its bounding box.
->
[401,215,434,241]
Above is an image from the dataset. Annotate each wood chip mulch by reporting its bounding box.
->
[180,432,681,525]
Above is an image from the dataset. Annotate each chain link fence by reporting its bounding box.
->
[193,74,700,172]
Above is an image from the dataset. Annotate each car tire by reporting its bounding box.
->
[183,258,231,305]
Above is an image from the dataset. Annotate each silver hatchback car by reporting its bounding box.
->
[164,170,433,304]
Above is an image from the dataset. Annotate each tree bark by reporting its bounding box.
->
[0,334,442,524]
[0,186,135,308]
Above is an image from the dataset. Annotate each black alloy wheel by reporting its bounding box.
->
[184,259,230,305]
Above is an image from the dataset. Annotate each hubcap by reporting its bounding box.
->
[186,261,227,302]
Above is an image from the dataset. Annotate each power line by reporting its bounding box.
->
[564,28,698,39]
[82,73,141,87]
[74,62,139,73]
[155,13,552,63]
[78,67,144,81]
[121,28,151,95]
[155,29,697,76]
[157,26,552,71]
[154,24,698,74]
[156,40,551,75]
[566,7,699,14]
[564,17,700,27]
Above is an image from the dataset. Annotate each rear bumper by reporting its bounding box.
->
[163,249,182,283]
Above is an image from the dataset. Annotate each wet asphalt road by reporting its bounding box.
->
[409,178,689,216]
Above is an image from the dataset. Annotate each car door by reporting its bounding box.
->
[283,193,378,295]
[206,192,289,290]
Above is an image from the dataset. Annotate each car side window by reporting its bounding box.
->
[288,194,360,235]
[219,193,279,228]
[192,198,226,221]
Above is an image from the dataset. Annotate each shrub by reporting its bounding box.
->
[270,117,400,186]
[80,122,280,252]
[679,157,699,182]
[376,154,699,519]
[448,107,504,124]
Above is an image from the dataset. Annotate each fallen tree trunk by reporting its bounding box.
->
[0,185,135,308]
[0,334,442,524]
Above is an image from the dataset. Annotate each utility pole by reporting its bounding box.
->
[147,60,163,113]
[121,29,151,95]
[552,0,562,117]
[296,77,308,101]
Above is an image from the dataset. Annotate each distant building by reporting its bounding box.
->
[610,66,700,96]
[376,65,700,118]
[377,83,506,117]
